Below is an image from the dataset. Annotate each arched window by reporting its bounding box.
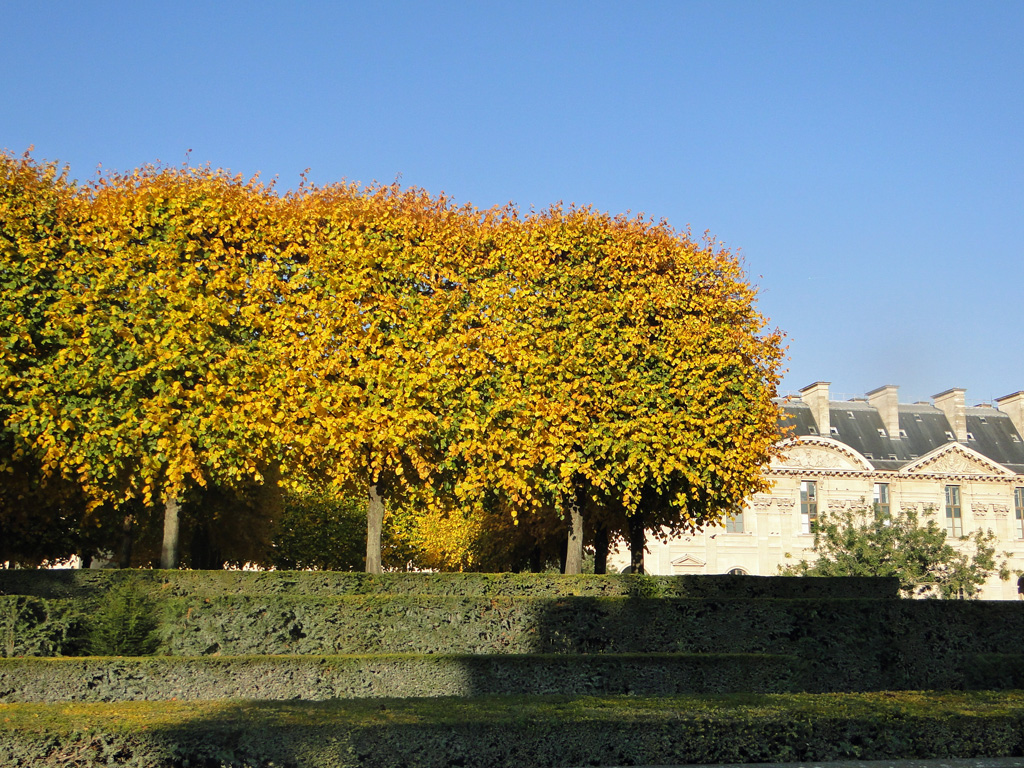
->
[727,567,747,576]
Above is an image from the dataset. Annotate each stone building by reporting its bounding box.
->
[609,382,1024,599]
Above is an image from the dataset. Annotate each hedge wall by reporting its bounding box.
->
[7,592,1024,692]
[0,652,798,702]
[2,692,1024,768]
[0,569,899,601]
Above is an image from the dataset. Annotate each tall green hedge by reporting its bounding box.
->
[0,652,798,702]
[0,569,899,600]
[6,591,1024,693]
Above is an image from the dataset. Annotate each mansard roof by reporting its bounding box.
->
[778,388,1024,475]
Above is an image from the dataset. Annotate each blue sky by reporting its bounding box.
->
[4,2,1022,406]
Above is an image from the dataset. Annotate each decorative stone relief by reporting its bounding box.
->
[750,495,773,510]
[923,453,989,474]
[780,446,853,470]
[975,504,1010,518]
[827,499,856,511]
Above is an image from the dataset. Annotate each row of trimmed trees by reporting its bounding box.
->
[0,150,785,572]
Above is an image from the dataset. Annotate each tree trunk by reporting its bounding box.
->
[593,523,609,574]
[117,514,134,569]
[160,498,181,569]
[190,523,224,570]
[628,511,645,574]
[529,546,543,573]
[366,483,384,574]
[564,485,584,574]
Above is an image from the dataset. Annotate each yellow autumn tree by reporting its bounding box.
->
[4,161,302,567]
[278,181,501,572]
[450,205,784,573]
[0,151,98,565]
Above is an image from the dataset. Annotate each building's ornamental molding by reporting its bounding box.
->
[772,436,873,472]
[901,442,1015,478]
[973,503,1010,519]
[670,553,706,568]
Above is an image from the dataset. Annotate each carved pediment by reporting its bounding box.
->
[671,554,706,568]
[773,437,872,472]
[902,443,1014,477]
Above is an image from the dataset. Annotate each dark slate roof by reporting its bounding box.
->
[778,399,1024,475]
[965,407,1024,474]
[828,402,906,471]
[778,400,819,436]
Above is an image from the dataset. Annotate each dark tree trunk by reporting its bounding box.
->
[189,523,224,570]
[117,514,134,569]
[628,511,646,574]
[593,523,609,574]
[564,482,584,574]
[160,498,181,569]
[529,546,543,573]
[366,483,384,574]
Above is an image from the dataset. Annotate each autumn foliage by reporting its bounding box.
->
[0,149,783,571]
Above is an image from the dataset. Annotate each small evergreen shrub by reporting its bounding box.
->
[86,582,160,656]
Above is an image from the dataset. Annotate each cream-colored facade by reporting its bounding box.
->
[609,382,1024,599]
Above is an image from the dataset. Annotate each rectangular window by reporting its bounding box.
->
[800,481,817,534]
[1016,488,1024,539]
[725,510,744,533]
[873,483,890,519]
[945,485,962,538]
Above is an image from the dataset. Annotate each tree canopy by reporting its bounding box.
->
[1,149,785,572]
[450,206,783,571]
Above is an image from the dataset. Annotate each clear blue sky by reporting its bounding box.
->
[3,2,1022,406]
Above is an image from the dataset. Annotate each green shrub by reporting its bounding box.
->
[0,596,83,657]
[85,582,160,656]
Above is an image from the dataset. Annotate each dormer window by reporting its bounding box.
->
[877,428,887,437]
[847,411,855,419]
[807,426,817,435]
[888,454,897,460]
[945,431,955,441]
[830,426,839,436]
[898,429,908,438]
[966,432,975,441]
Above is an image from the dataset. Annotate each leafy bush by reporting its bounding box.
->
[782,505,1009,598]
[85,582,159,656]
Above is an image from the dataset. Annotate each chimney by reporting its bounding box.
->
[996,391,1024,440]
[799,381,831,437]
[866,384,900,438]
[933,388,967,442]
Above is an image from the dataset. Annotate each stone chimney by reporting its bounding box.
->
[996,391,1024,441]
[799,381,831,437]
[866,384,900,438]
[933,388,967,442]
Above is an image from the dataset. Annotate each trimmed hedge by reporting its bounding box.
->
[2,691,1024,767]
[0,652,798,702]
[0,569,900,601]
[7,593,1024,692]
